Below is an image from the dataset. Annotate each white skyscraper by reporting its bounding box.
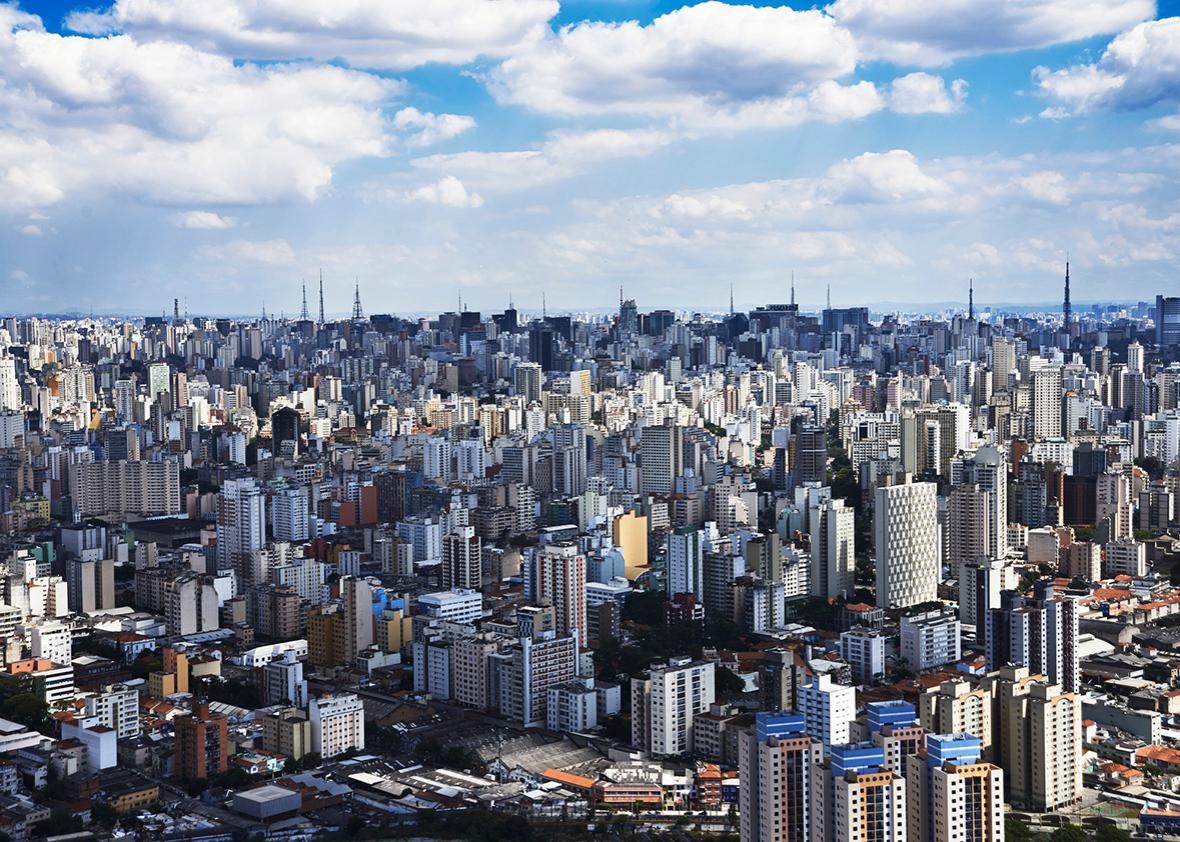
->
[667,527,705,600]
[631,657,715,756]
[1032,366,1063,440]
[875,479,939,609]
[810,497,855,599]
[798,673,856,747]
[217,478,267,588]
[0,355,18,411]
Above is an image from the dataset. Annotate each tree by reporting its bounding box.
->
[1093,825,1132,842]
[90,802,119,829]
[1049,826,1087,842]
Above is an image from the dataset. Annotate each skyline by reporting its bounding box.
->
[4,0,1180,311]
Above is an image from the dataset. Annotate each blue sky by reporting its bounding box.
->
[3,0,1180,316]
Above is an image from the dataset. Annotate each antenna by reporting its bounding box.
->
[352,277,364,321]
[1063,256,1071,326]
[826,283,831,310]
[968,278,974,321]
[318,270,325,324]
[729,282,734,316]
[300,283,309,321]
[542,292,547,319]
[619,285,624,309]
[790,271,795,308]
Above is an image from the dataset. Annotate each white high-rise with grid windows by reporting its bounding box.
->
[875,478,938,609]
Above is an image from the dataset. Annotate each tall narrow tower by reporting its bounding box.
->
[968,278,974,320]
[300,283,309,321]
[1062,260,1072,325]
[352,278,364,321]
[318,270,325,324]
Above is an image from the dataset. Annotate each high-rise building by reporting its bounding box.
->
[794,424,827,486]
[989,666,1082,812]
[738,712,822,842]
[340,576,374,662]
[1032,366,1063,440]
[309,694,365,758]
[919,680,992,757]
[1157,295,1180,347]
[66,557,115,614]
[442,524,482,590]
[1096,470,1133,541]
[812,743,907,842]
[532,542,587,642]
[216,478,266,589]
[990,337,1015,395]
[905,733,1004,842]
[667,526,705,600]
[798,674,856,747]
[70,460,181,520]
[900,608,961,672]
[639,421,682,495]
[875,479,938,609]
[810,497,855,600]
[85,683,140,739]
[514,362,543,405]
[631,657,715,756]
[175,702,229,780]
[0,355,18,412]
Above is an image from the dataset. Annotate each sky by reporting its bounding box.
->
[3,0,1180,317]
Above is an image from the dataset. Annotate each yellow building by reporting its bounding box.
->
[378,606,412,653]
[308,605,346,667]
[612,510,649,580]
[148,671,176,700]
[260,707,313,761]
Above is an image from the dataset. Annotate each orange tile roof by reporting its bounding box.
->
[542,769,596,790]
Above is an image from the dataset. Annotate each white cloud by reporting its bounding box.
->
[411,127,674,192]
[201,238,296,265]
[1015,171,1071,205]
[486,2,866,129]
[888,73,968,114]
[0,7,396,211]
[174,210,237,229]
[393,108,476,148]
[17,224,41,236]
[825,149,952,204]
[1035,17,1180,114]
[68,0,559,70]
[406,176,484,208]
[827,0,1154,66]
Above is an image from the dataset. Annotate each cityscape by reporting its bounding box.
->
[5,1,1180,842]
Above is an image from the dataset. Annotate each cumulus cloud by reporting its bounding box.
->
[888,73,968,114]
[67,0,559,70]
[174,210,237,229]
[406,176,485,208]
[0,7,396,212]
[393,108,476,148]
[201,238,296,266]
[827,0,1154,66]
[486,2,867,129]
[411,128,674,192]
[1035,17,1180,115]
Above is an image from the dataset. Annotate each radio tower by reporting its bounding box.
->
[1063,259,1072,325]
[300,283,309,321]
[352,278,364,320]
[318,270,325,324]
[968,278,974,320]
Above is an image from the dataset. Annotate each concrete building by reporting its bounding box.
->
[875,479,939,609]
[900,608,961,672]
[798,674,856,747]
[309,694,365,759]
[738,712,822,842]
[631,657,715,756]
